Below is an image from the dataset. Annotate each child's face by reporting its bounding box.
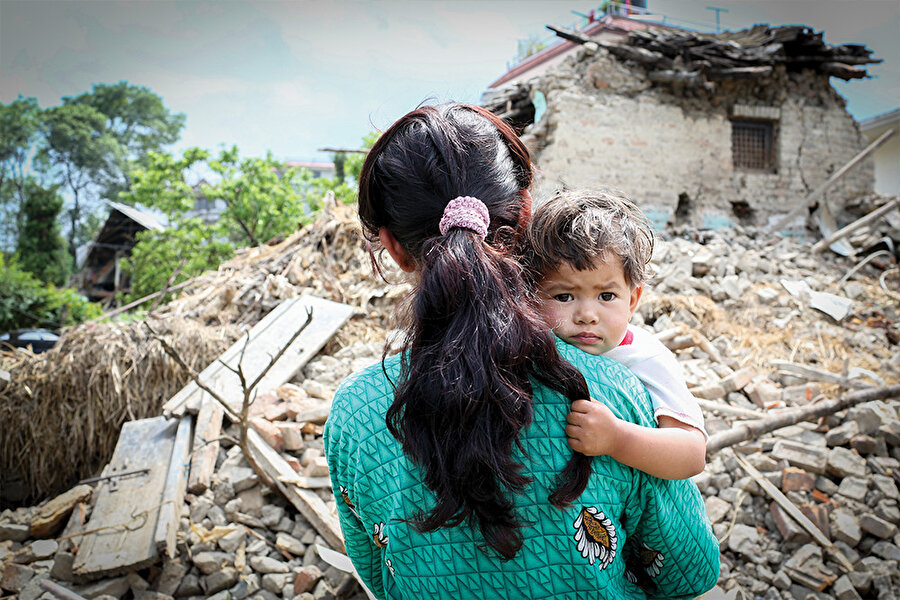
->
[537,254,642,356]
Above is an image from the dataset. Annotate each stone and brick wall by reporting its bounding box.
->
[525,48,874,229]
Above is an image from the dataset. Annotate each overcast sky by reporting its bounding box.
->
[2,0,897,164]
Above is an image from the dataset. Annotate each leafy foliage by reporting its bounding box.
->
[0,97,41,251]
[203,147,305,246]
[120,145,317,301]
[515,34,549,63]
[16,180,70,286]
[66,82,186,199]
[122,221,234,302]
[1,83,185,256]
[0,256,101,331]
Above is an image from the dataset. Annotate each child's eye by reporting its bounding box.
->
[599,292,616,301]
[554,293,573,302]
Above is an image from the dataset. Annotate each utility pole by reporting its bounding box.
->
[706,6,728,33]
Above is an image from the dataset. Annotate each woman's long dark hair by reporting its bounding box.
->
[357,103,593,559]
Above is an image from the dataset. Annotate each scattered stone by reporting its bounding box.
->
[860,513,898,539]
[248,555,290,574]
[203,568,240,595]
[275,532,306,556]
[870,540,900,561]
[831,509,862,547]
[871,475,899,500]
[155,557,188,596]
[827,447,867,479]
[218,528,246,553]
[0,562,34,592]
[836,476,868,502]
[28,538,58,560]
[826,421,860,446]
[771,440,827,474]
[28,484,92,539]
[294,565,324,595]
[832,574,863,600]
[176,572,202,597]
[192,551,233,575]
[705,496,732,524]
[770,502,812,544]
[849,434,878,455]
[75,576,130,599]
[727,523,760,557]
[261,505,285,528]
[0,522,30,543]
[261,573,288,594]
[781,467,816,492]
[50,551,75,581]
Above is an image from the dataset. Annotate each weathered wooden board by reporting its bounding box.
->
[73,416,182,578]
[154,415,192,558]
[187,397,224,495]
[248,429,344,552]
[162,295,354,417]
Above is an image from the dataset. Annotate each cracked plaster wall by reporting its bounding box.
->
[524,48,874,229]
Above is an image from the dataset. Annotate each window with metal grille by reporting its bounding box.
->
[732,120,775,172]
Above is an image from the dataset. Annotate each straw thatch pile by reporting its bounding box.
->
[153,195,408,351]
[0,318,240,506]
[0,196,403,507]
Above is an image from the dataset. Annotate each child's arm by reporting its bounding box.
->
[565,399,706,480]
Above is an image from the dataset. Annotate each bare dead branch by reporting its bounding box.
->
[707,384,900,454]
[144,322,240,422]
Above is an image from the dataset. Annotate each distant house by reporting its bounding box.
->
[482,17,880,229]
[183,179,227,226]
[284,161,336,180]
[859,109,900,196]
[76,201,166,302]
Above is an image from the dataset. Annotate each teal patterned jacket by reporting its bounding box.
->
[324,339,720,599]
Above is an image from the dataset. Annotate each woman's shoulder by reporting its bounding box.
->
[331,353,402,419]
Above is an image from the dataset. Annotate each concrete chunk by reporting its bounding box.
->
[771,440,827,474]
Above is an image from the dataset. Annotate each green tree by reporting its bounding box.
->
[0,97,41,252]
[36,102,118,259]
[120,146,310,300]
[0,255,101,331]
[122,222,233,301]
[16,180,70,286]
[66,82,185,200]
[203,147,304,246]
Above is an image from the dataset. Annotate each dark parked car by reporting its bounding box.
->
[0,329,60,353]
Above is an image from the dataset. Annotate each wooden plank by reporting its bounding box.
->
[735,455,852,573]
[247,429,344,552]
[162,295,354,417]
[155,415,192,558]
[73,417,177,578]
[188,397,224,494]
[812,197,900,253]
[162,298,296,416]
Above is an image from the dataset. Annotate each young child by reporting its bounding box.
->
[524,188,707,480]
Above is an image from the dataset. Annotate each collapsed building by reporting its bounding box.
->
[482,18,883,230]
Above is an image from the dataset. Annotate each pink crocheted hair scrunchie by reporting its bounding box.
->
[438,196,490,238]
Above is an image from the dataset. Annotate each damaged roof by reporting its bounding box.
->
[623,24,882,82]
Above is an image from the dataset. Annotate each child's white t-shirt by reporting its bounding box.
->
[603,324,707,439]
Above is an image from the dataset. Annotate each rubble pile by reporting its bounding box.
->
[1,202,898,599]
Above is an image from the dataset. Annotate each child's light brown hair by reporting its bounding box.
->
[524,188,654,288]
